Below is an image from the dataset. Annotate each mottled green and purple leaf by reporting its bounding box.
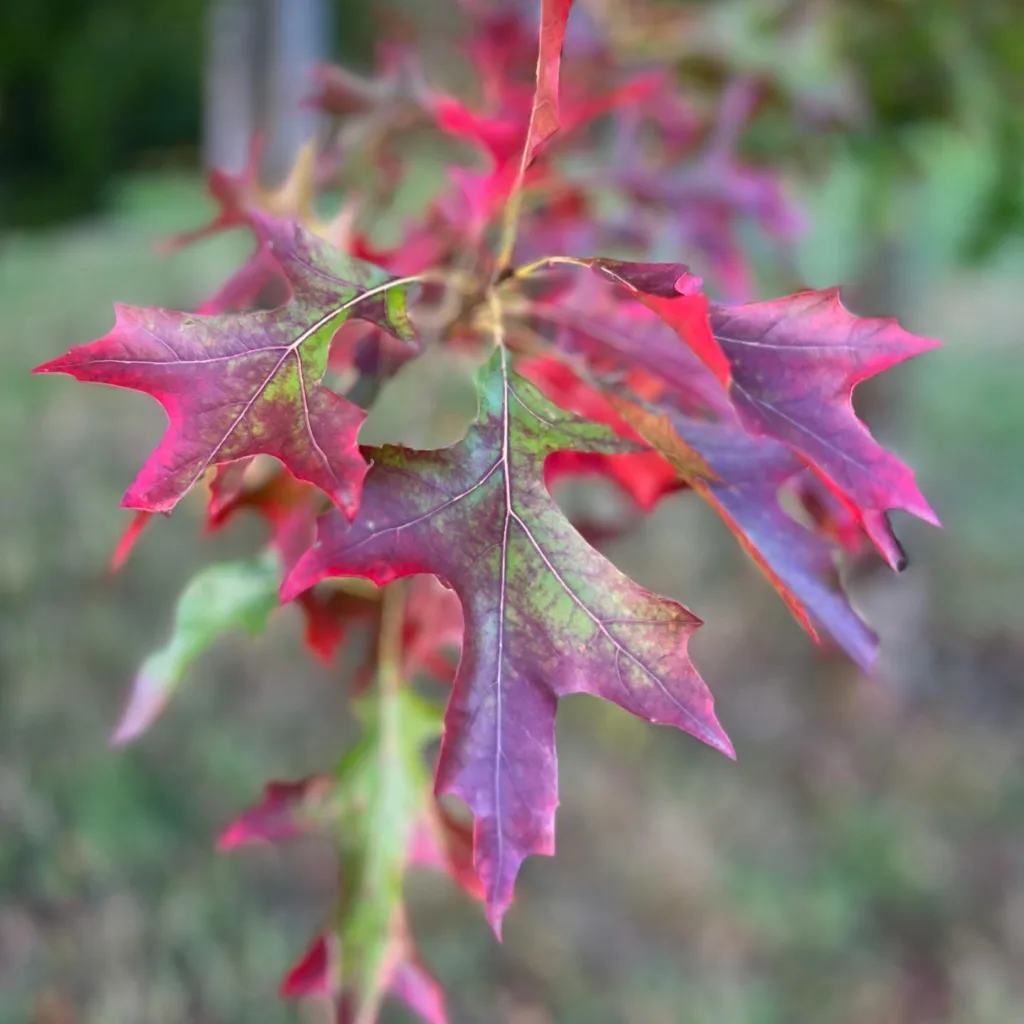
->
[283,349,733,929]
[33,214,418,516]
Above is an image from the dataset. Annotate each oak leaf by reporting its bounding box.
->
[283,348,732,929]
[34,215,418,517]
[528,357,878,669]
[585,265,939,539]
[523,0,574,167]
[222,685,449,1024]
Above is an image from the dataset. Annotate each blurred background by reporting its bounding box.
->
[2,1,1023,1022]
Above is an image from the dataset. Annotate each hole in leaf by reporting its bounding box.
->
[359,346,480,449]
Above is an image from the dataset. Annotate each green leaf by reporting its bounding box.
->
[331,684,443,1019]
[112,550,281,744]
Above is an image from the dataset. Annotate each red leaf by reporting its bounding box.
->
[162,138,263,251]
[218,776,333,850]
[194,242,287,315]
[791,470,906,568]
[207,459,257,524]
[283,350,731,930]
[34,215,417,517]
[391,958,448,1024]
[431,96,525,169]
[296,589,362,664]
[522,0,574,168]
[109,511,154,573]
[402,576,465,682]
[524,357,682,511]
[546,446,681,511]
[583,259,732,387]
[559,270,939,545]
[530,359,878,670]
[206,464,317,566]
[706,288,941,532]
[674,414,878,669]
[410,800,483,900]
[281,931,448,1024]
[445,165,524,238]
[531,274,733,420]
[280,935,333,997]
[207,464,377,662]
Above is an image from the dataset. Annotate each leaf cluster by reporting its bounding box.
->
[34,1,939,1019]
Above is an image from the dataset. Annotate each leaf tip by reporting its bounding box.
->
[279,936,332,998]
[279,565,312,605]
[717,734,738,762]
[918,503,943,530]
[485,903,507,942]
[31,352,73,376]
[119,487,175,516]
[109,511,155,574]
[111,670,167,746]
[898,484,942,531]
[110,703,147,747]
[109,721,137,747]
[702,715,736,761]
[673,270,705,297]
[215,824,248,852]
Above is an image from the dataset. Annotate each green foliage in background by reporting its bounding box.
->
[658,0,1024,262]
[4,0,1023,246]
[0,0,378,228]
[833,0,1024,261]
[0,0,206,225]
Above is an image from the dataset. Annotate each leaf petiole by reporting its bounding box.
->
[508,254,587,280]
[377,579,407,702]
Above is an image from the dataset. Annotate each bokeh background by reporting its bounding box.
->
[2,1,1023,1022]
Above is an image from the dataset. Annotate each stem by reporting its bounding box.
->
[487,286,508,354]
[509,254,588,280]
[493,185,527,277]
[333,582,407,1024]
[377,579,407,701]
[493,191,593,280]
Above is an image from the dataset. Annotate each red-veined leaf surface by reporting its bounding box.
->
[708,287,940,531]
[522,0,574,168]
[529,358,878,670]
[579,259,732,387]
[34,215,418,517]
[284,348,732,930]
[566,265,939,540]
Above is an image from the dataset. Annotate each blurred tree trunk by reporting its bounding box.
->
[204,0,259,175]
[263,0,329,181]
[204,0,328,180]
